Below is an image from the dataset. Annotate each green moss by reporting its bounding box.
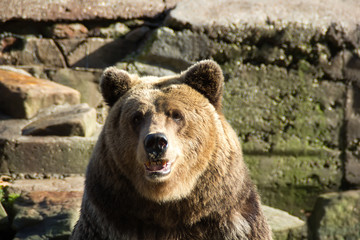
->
[222,62,344,149]
[222,61,344,215]
[309,191,360,239]
[1,192,20,213]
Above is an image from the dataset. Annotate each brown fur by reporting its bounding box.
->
[71,60,272,240]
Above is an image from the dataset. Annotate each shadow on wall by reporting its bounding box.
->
[69,26,151,69]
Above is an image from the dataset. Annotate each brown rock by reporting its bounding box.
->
[9,38,66,68]
[7,177,85,195]
[51,23,88,39]
[0,69,80,119]
[12,191,82,239]
[0,0,178,22]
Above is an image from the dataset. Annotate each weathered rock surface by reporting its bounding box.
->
[0,69,80,119]
[12,191,82,240]
[9,38,67,68]
[344,55,360,186]
[166,0,360,38]
[0,136,96,174]
[308,190,360,240]
[116,61,177,77]
[22,104,97,137]
[28,67,103,108]
[0,0,182,22]
[50,23,89,39]
[7,176,85,195]
[5,177,306,240]
[137,27,214,71]
[55,26,151,68]
[263,206,306,240]
[223,62,343,216]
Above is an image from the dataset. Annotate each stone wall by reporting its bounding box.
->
[0,0,360,239]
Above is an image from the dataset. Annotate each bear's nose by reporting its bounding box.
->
[144,133,168,160]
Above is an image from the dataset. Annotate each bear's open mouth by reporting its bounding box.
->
[144,160,171,177]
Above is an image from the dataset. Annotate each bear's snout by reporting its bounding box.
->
[144,133,168,160]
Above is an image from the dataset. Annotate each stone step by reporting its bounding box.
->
[2,177,307,239]
[0,103,99,175]
[0,136,96,174]
[22,103,97,137]
[0,69,80,119]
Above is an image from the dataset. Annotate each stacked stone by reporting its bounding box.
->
[0,0,359,239]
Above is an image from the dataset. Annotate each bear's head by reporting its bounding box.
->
[100,60,224,202]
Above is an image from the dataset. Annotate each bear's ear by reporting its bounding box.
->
[182,60,224,110]
[100,67,133,107]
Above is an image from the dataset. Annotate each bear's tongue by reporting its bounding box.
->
[145,160,167,171]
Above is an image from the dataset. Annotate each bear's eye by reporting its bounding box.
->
[132,112,144,126]
[168,110,184,123]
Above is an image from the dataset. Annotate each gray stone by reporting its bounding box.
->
[116,61,177,77]
[344,151,360,186]
[166,0,360,38]
[308,190,360,240]
[138,27,214,72]
[0,66,31,77]
[12,191,82,240]
[345,78,360,186]
[48,68,103,108]
[9,38,66,68]
[263,206,306,240]
[0,0,181,22]
[97,22,130,38]
[56,29,150,68]
[22,104,97,137]
[0,136,96,174]
[0,69,80,119]
[61,38,114,68]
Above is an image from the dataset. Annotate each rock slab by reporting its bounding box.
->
[0,0,182,22]
[22,103,97,137]
[0,69,80,119]
[0,136,96,174]
[12,191,82,240]
[309,190,360,240]
[263,206,306,240]
[166,0,360,36]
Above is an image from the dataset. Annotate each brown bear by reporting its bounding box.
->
[71,60,272,240]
